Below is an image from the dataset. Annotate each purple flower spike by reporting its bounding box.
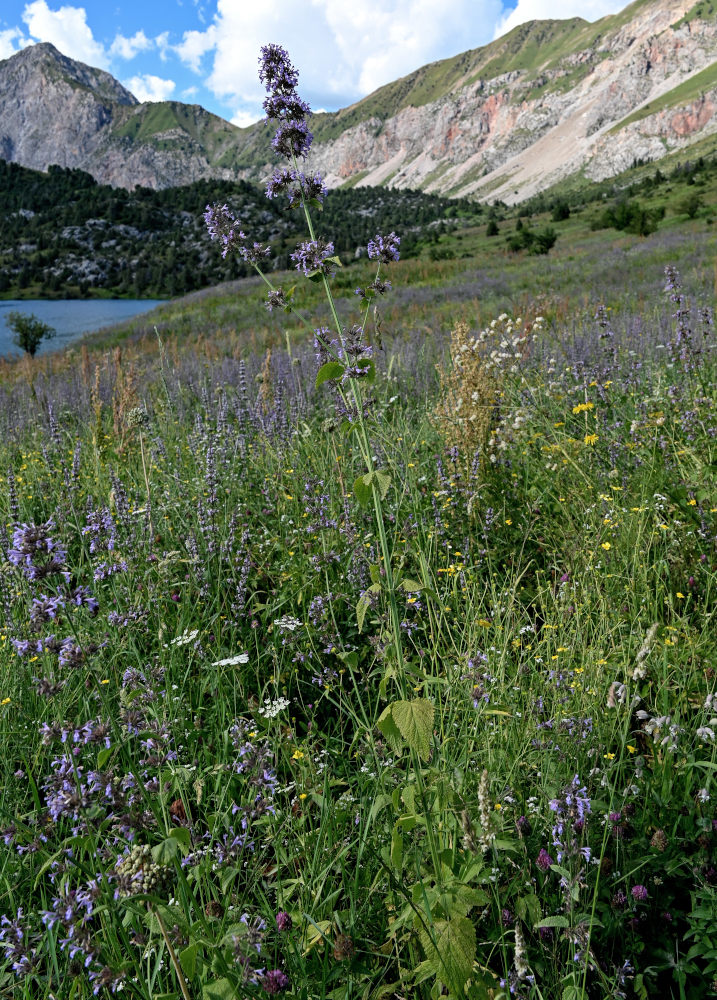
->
[367,232,401,263]
[259,44,299,95]
[536,848,554,871]
[262,969,290,994]
[631,884,648,902]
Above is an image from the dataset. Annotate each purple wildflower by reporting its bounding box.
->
[265,288,291,312]
[262,969,290,994]
[275,910,292,932]
[271,118,313,158]
[367,232,400,263]
[631,884,648,902]
[204,203,246,258]
[9,519,68,581]
[536,848,554,871]
[258,44,299,95]
[291,239,336,277]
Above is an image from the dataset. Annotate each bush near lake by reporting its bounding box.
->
[0,42,716,1000]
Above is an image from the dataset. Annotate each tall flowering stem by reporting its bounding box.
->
[206,44,408,697]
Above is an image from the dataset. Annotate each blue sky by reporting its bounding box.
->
[0,0,628,127]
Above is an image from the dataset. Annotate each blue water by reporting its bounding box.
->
[0,299,164,358]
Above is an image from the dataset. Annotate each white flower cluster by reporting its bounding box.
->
[212,652,249,667]
[472,313,544,376]
[258,696,291,719]
[274,615,302,632]
[166,628,199,647]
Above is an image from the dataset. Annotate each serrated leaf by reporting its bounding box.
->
[369,563,382,585]
[152,836,179,865]
[419,916,476,994]
[377,704,404,754]
[202,978,235,1000]
[316,362,345,388]
[374,469,391,499]
[353,473,373,508]
[392,698,434,761]
[180,942,198,980]
[401,578,424,592]
[535,915,570,929]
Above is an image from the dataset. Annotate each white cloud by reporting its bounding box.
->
[109,29,153,60]
[175,0,504,119]
[0,27,28,60]
[175,25,218,73]
[493,0,624,37]
[230,108,262,128]
[21,0,109,67]
[181,84,199,99]
[125,73,176,103]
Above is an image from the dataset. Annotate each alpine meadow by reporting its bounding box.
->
[1,19,717,1000]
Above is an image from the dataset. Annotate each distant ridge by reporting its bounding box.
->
[1,0,716,202]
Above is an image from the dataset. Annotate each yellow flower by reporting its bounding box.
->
[584,433,599,446]
[676,592,685,599]
[292,749,305,760]
[601,542,611,550]
[572,402,595,414]
[603,752,616,760]
[299,793,307,800]
[627,745,637,753]
[1,697,10,706]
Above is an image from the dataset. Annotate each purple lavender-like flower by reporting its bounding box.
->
[275,910,292,932]
[549,775,591,863]
[240,242,272,264]
[271,118,313,159]
[291,239,336,277]
[262,969,290,994]
[204,203,246,258]
[0,909,40,976]
[631,884,648,902]
[266,167,298,200]
[536,848,554,871]
[258,44,299,95]
[367,232,400,263]
[9,519,68,581]
[263,91,311,122]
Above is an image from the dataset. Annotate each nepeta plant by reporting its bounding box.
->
[204,43,482,997]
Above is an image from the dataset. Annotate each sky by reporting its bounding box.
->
[0,0,629,127]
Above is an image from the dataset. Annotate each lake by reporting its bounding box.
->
[0,299,164,358]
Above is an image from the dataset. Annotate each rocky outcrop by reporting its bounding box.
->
[1,0,716,203]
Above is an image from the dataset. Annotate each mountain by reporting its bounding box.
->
[1,0,716,202]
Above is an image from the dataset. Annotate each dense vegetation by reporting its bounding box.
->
[0,85,716,993]
[0,159,478,300]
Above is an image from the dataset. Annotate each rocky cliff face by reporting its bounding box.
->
[1,0,716,202]
[296,0,717,201]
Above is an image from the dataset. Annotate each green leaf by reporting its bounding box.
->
[316,362,345,388]
[356,592,371,633]
[374,469,391,499]
[369,563,382,585]
[419,916,476,994]
[152,836,179,865]
[353,474,373,508]
[202,978,235,1000]
[515,893,542,926]
[180,942,198,980]
[392,698,434,761]
[97,746,113,769]
[535,915,570,929]
[401,578,424,592]
[337,651,358,670]
[169,827,191,852]
[376,705,404,754]
[326,255,343,268]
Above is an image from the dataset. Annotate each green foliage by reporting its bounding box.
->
[5,310,55,356]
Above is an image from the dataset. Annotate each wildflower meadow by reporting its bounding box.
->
[1,43,716,1000]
